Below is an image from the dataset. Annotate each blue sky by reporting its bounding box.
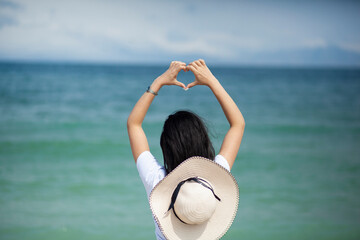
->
[0,0,359,66]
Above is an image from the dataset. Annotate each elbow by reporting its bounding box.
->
[241,118,245,129]
[237,120,245,131]
[239,115,245,129]
[229,122,245,135]
[231,117,245,130]
[127,115,134,130]
[127,115,140,130]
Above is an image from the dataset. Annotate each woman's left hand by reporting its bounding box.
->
[153,61,187,90]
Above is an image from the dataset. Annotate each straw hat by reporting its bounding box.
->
[149,156,239,240]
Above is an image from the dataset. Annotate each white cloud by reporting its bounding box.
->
[0,0,360,64]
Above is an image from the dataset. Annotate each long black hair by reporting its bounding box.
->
[160,110,215,174]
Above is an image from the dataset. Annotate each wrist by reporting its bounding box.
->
[207,78,220,89]
[150,78,164,93]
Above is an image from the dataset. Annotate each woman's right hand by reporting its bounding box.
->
[186,59,218,89]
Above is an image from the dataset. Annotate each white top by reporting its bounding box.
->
[136,151,231,240]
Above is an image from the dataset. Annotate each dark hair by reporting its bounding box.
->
[160,110,215,174]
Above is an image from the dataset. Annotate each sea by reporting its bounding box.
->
[0,62,359,240]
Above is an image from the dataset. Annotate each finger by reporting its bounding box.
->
[171,61,181,67]
[190,61,198,66]
[187,81,197,89]
[174,63,187,73]
[199,59,206,66]
[178,62,187,68]
[174,80,186,89]
[194,60,202,67]
[180,65,187,72]
[187,65,196,72]
[188,62,198,70]
[172,60,185,65]
[173,61,186,69]
[171,62,183,71]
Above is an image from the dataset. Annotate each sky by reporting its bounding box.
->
[0,0,360,66]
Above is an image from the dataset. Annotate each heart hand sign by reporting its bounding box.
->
[152,59,218,92]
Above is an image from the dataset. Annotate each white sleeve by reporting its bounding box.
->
[214,154,231,172]
[136,151,166,197]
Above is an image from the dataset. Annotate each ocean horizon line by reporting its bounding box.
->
[1,59,360,70]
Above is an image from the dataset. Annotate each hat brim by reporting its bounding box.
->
[149,156,239,240]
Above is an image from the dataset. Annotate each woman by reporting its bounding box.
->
[127,59,245,239]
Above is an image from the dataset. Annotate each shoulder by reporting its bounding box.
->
[214,154,231,172]
[136,151,166,197]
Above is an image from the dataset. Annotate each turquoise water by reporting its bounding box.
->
[0,63,360,239]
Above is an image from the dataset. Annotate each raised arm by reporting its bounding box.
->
[187,59,245,169]
[127,61,187,162]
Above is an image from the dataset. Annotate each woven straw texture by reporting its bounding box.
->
[149,156,239,240]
